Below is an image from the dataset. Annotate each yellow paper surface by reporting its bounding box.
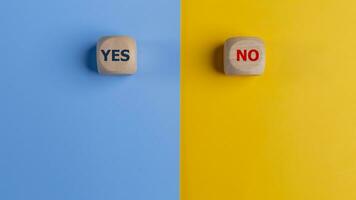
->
[181,0,356,199]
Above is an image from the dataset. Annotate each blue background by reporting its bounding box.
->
[0,0,180,200]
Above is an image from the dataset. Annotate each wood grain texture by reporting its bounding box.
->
[97,36,137,75]
[224,37,265,75]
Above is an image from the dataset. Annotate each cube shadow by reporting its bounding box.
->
[212,44,224,74]
[86,44,98,73]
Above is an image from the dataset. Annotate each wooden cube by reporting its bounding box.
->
[224,37,265,75]
[97,36,137,75]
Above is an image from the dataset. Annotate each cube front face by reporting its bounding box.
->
[97,36,137,75]
[224,37,265,75]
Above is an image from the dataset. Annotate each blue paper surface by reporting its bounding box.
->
[0,0,180,199]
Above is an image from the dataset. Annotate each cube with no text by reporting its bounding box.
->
[97,36,137,75]
[224,37,265,75]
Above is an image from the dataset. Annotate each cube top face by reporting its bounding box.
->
[97,36,137,75]
[224,37,265,75]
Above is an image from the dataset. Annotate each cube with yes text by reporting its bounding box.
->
[97,36,137,75]
[224,37,265,75]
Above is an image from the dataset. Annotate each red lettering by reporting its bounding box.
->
[237,49,247,61]
[248,49,259,61]
[237,49,260,62]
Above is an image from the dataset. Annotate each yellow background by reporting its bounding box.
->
[181,0,356,199]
